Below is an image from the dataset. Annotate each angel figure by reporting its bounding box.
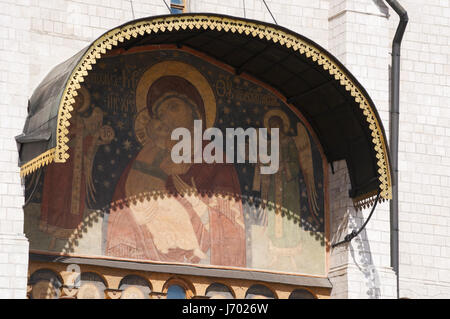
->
[106,75,246,267]
[40,87,114,249]
[82,107,115,207]
[252,110,320,254]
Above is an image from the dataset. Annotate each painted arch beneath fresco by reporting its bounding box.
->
[17,14,392,280]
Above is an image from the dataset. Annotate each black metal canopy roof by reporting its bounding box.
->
[16,13,392,207]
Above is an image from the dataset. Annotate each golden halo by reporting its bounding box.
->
[135,61,216,145]
[75,86,91,113]
[263,109,290,134]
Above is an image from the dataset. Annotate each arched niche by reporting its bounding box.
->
[19,13,392,284]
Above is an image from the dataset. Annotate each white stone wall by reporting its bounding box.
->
[327,0,450,299]
[0,0,30,299]
[0,0,449,299]
[390,0,450,299]
[189,0,330,49]
[327,0,397,299]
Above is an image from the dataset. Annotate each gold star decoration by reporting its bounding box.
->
[117,121,125,130]
[123,139,132,151]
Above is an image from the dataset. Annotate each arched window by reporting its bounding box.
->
[245,284,276,299]
[166,284,186,299]
[29,269,62,299]
[119,275,152,299]
[289,289,316,299]
[205,283,234,299]
[75,272,107,299]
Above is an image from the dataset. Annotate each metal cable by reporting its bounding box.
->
[261,0,277,25]
[162,0,171,13]
[130,0,135,19]
[331,190,381,248]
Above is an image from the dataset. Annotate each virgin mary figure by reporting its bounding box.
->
[105,63,246,267]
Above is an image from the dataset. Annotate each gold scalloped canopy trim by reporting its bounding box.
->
[20,147,55,177]
[20,14,392,203]
[352,189,387,211]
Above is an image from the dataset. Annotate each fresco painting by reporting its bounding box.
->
[24,47,328,276]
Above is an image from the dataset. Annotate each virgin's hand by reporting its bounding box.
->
[173,175,209,219]
[173,175,197,195]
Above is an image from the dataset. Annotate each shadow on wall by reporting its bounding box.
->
[373,0,389,16]
[348,209,382,299]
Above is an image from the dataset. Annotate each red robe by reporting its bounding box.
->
[40,117,91,240]
[105,159,246,267]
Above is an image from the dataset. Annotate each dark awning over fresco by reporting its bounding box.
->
[16,48,89,167]
[16,13,392,208]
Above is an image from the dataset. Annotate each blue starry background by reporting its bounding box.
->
[25,49,326,234]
